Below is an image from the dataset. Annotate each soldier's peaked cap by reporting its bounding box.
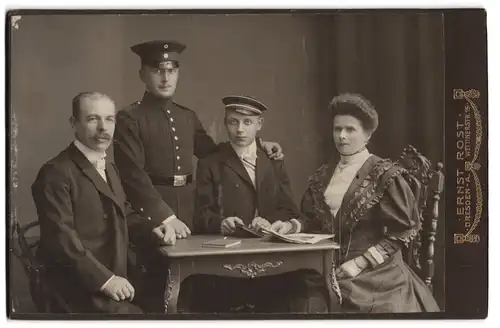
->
[131,40,186,67]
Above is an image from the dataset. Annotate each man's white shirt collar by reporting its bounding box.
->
[73,139,107,172]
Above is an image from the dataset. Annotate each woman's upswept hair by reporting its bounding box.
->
[329,93,379,134]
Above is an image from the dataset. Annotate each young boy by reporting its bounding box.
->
[193,95,331,313]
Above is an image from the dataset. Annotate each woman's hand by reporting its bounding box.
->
[335,256,369,279]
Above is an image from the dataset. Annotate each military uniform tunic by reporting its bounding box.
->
[113,92,216,229]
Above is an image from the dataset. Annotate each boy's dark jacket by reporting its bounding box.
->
[194,141,301,234]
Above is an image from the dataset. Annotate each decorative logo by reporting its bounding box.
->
[223,261,283,278]
[453,89,483,244]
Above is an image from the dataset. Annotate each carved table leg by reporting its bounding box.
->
[164,263,182,313]
[323,250,341,313]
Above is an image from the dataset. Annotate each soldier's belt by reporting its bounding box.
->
[150,174,193,187]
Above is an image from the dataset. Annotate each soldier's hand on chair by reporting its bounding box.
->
[270,220,294,234]
[260,141,284,160]
[221,217,244,234]
[251,217,271,231]
[153,224,177,246]
[103,276,135,302]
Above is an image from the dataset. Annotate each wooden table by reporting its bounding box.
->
[158,235,340,313]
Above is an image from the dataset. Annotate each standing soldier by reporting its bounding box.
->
[113,40,284,312]
[114,40,283,237]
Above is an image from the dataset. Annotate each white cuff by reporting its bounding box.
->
[162,214,177,226]
[367,246,385,265]
[100,275,115,291]
[290,219,301,233]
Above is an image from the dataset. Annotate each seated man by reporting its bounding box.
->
[193,95,333,313]
[31,92,176,313]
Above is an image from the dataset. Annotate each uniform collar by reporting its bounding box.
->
[73,139,107,165]
[230,139,257,160]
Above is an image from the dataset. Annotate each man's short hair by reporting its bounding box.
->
[72,92,115,120]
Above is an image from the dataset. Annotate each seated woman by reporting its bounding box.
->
[271,93,440,313]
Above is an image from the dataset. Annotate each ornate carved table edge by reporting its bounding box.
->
[222,261,284,278]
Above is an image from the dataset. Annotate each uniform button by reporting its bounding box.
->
[176,156,180,160]
[170,118,174,122]
[174,136,178,140]
[172,127,176,132]
[177,166,181,171]
[175,146,179,150]
[167,110,171,114]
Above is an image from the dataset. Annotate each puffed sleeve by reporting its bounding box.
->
[298,163,337,234]
[362,173,420,268]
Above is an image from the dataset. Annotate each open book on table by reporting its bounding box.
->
[260,227,337,245]
[234,222,266,238]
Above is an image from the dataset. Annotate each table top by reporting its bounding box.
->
[158,235,340,258]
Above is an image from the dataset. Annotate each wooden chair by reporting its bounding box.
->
[12,220,152,314]
[12,220,70,313]
[397,145,444,292]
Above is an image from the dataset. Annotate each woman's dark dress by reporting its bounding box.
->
[300,155,440,313]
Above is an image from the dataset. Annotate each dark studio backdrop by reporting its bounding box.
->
[9,12,445,312]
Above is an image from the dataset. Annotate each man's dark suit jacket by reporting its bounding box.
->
[31,142,158,313]
[194,141,301,234]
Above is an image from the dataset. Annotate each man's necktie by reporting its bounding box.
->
[92,158,107,183]
[241,153,259,216]
[241,154,256,185]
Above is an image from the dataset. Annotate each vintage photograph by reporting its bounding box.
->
[8,10,451,317]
